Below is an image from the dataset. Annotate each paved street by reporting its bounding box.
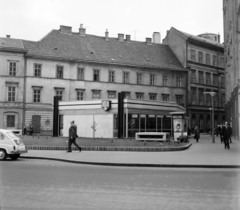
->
[0,159,239,210]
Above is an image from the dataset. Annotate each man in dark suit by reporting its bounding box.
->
[67,121,81,152]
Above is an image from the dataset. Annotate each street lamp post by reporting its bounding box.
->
[204,91,216,143]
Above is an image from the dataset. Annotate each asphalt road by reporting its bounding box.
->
[0,159,239,210]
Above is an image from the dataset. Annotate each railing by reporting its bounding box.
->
[135,132,170,141]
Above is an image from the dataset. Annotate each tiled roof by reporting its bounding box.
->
[172,27,224,48]
[0,37,26,51]
[23,30,184,70]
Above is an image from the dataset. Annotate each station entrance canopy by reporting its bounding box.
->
[58,98,185,138]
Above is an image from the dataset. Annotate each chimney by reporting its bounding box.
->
[217,33,220,43]
[118,33,124,41]
[152,32,161,44]
[6,35,11,38]
[59,25,72,34]
[146,37,152,45]
[125,34,131,41]
[105,29,109,40]
[79,24,86,36]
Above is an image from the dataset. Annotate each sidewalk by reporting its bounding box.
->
[22,135,240,168]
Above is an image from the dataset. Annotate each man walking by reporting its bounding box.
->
[222,122,231,149]
[67,121,81,152]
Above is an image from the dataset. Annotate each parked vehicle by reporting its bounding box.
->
[0,129,27,160]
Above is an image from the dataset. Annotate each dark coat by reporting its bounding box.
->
[69,124,77,139]
[194,127,200,140]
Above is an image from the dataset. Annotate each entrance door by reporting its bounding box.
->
[32,115,41,133]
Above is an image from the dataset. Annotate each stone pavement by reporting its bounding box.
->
[21,135,240,168]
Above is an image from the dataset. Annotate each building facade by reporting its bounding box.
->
[163,27,225,132]
[223,0,240,139]
[0,25,187,135]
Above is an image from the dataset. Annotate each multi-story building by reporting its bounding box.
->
[223,0,240,139]
[0,37,27,131]
[163,27,225,132]
[0,25,187,135]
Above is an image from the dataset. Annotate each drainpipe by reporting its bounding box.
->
[22,53,27,130]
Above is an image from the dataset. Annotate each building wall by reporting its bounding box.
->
[223,0,240,139]
[163,28,225,132]
[0,51,25,130]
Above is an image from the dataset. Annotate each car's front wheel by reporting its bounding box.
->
[9,154,20,160]
[0,149,7,160]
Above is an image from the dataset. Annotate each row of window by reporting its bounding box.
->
[189,49,224,67]
[7,62,184,87]
[6,85,184,105]
[191,88,225,107]
[191,70,225,87]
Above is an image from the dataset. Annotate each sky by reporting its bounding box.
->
[0,0,224,43]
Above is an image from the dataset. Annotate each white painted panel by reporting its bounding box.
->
[62,114,113,138]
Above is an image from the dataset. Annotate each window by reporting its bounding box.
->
[221,93,225,107]
[8,86,16,102]
[199,71,204,84]
[199,89,204,105]
[162,94,169,101]
[108,70,115,83]
[56,66,64,79]
[136,92,144,100]
[206,73,211,85]
[34,64,42,77]
[76,89,85,100]
[176,76,182,87]
[221,77,225,88]
[212,55,217,66]
[190,49,196,61]
[137,73,142,84]
[77,68,84,80]
[163,76,168,86]
[191,88,196,105]
[176,95,183,105]
[92,90,101,99]
[33,88,41,103]
[191,70,196,83]
[198,51,203,63]
[107,91,116,99]
[7,115,15,127]
[213,74,219,87]
[55,88,64,101]
[93,69,100,81]
[206,94,211,106]
[123,92,130,99]
[9,61,17,76]
[219,57,224,67]
[149,93,157,100]
[123,72,129,84]
[150,74,156,86]
[206,53,211,65]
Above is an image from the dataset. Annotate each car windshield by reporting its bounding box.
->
[6,131,18,139]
